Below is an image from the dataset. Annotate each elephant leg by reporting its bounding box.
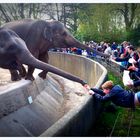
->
[25,66,35,81]
[9,70,21,81]
[19,65,26,78]
[38,70,48,79]
[38,52,49,79]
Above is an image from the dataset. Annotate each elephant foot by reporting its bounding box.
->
[19,65,27,77]
[10,70,21,81]
[38,71,47,79]
[19,70,26,78]
[11,74,21,81]
[25,74,35,81]
[20,72,26,78]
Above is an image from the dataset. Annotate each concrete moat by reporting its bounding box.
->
[0,52,107,136]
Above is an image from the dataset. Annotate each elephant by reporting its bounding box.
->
[3,19,109,81]
[0,27,88,86]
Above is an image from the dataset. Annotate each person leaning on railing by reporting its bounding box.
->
[84,80,140,109]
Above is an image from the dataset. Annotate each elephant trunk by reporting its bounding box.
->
[68,35,110,58]
[17,49,86,85]
[81,44,109,57]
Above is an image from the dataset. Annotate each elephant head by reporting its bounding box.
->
[44,20,109,57]
[0,27,87,86]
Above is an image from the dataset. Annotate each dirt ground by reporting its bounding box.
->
[49,73,89,115]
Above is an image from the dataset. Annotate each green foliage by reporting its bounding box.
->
[108,70,124,87]
[127,25,140,47]
[1,3,140,44]
[74,4,140,44]
[75,4,127,43]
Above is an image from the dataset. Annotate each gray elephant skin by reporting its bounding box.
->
[0,27,87,86]
[3,19,108,81]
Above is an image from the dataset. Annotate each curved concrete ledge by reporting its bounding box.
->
[0,52,107,136]
[41,52,107,136]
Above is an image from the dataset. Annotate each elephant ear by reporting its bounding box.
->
[43,27,53,42]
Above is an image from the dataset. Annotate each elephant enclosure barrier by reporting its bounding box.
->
[0,52,107,136]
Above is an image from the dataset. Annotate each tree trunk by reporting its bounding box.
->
[19,3,25,19]
[123,3,137,32]
[0,5,11,22]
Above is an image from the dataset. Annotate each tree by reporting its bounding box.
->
[112,4,138,32]
[76,4,122,42]
[128,24,140,47]
[0,3,140,44]
[76,3,140,43]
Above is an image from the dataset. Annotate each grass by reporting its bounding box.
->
[89,70,140,137]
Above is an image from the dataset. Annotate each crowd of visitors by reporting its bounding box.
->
[50,40,140,108]
[50,40,140,83]
[84,40,140,109]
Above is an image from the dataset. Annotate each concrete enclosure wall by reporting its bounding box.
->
[41,52,107,136]
[0,52,107,137]
[48,52,106,88]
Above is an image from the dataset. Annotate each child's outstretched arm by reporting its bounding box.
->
[91,88,105,96]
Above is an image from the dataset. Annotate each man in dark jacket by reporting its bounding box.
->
[89,80,140,108]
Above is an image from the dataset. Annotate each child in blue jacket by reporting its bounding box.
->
[88,80,140,108]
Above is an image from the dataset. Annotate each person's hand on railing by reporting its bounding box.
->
[88,90,95,95]
[83,84,95,95]
[83,84,90,91]
[128,66,136,71]
[111,56,116,60]
[125,80,134,88]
